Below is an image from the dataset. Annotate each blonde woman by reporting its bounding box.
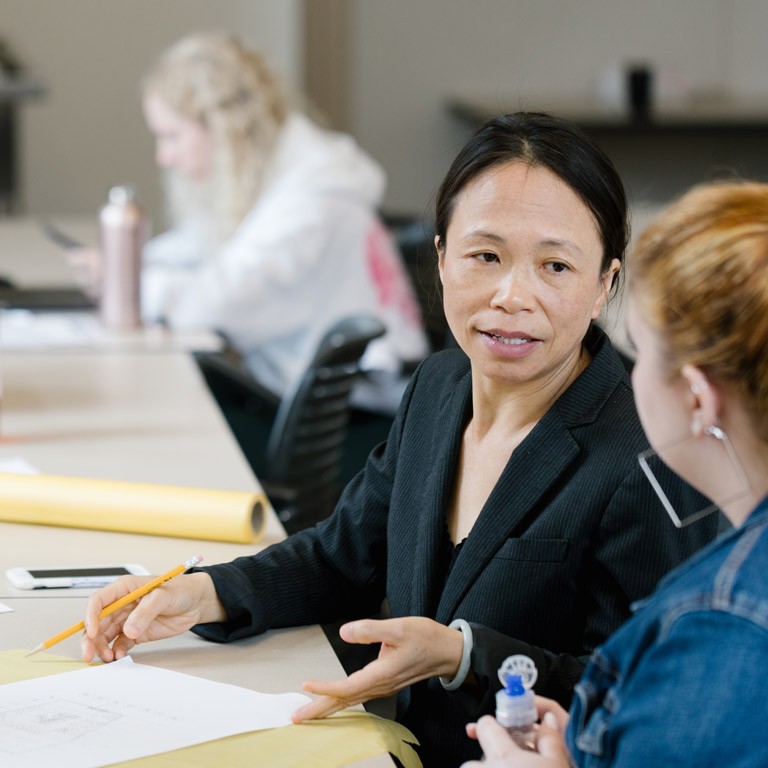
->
[83,32,427,399]
[465,181,768,767]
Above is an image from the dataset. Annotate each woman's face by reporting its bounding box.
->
[143,93,213,181]
[627,297,690,452]
[438,161,619,387]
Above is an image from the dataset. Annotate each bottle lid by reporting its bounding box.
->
[108,183,137,206]
[495,656,538,728]
[498,654,538,689]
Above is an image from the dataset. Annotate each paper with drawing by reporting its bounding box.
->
[0,655,310,768]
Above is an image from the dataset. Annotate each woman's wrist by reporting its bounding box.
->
[189,572,228,623]
[439,619,474,691]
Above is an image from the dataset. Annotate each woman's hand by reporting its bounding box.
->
[80,572,226,663]
[291,617,464,723]
[463,712,571,768]
[66,247,102,298]
[531,697,570,734]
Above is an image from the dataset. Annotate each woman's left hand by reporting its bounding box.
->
[291,617,464,723]
[462,714,571,768]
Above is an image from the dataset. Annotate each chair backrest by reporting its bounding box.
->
[388,216,456,352]
[261,314,386,531]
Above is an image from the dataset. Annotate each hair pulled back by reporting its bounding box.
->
[435,112,628,289]
[630,181,768,442]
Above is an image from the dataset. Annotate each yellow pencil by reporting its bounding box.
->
[26,555,203,657]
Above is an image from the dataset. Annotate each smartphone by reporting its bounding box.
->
[5,564,150,590]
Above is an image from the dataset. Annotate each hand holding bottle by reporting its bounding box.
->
[463,712,570,768]
[66,247,102,298]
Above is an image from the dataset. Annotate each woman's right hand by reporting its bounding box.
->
[66,247,102,298]
[80,572,226,663]
[463,711,571,768]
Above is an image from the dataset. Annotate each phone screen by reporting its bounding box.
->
[27,566,132,578]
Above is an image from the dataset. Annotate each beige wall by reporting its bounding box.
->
[2,0,301,223]
[6,0,768,223]
[349,0,768,214]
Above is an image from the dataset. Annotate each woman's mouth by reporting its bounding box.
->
[480,330,541,358]
[489,333,530,345]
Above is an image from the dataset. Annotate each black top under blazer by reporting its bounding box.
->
[194,328,716,767]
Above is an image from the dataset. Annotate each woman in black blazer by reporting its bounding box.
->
[82,113,716,767]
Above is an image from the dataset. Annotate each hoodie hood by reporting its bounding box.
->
[260,111,386,208]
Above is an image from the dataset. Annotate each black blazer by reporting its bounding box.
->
[196,329,716,767]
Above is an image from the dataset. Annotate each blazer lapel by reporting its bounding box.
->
[432,327,626,623]
[435,405,580,625]
[409,367,473,619]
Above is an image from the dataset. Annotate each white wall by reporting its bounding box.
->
[7,1,768,221]
[350,0,768,214]
[2,0,301,222]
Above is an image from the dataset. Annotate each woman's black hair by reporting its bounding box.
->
[435,112,629,288]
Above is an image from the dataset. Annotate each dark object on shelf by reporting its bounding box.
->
[627,64,653,122]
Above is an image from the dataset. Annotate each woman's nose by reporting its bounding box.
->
[490,269,536,312]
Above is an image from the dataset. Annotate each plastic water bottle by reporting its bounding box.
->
[495,655,538,751]
[99,183,148,329]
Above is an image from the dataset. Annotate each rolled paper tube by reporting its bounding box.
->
[0,473,266,543]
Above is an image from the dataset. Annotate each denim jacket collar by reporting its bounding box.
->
[630,495,768,614]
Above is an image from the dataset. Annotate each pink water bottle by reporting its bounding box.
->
[99,183,148,330]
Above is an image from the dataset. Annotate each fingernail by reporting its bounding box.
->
[124,623,139,638]
[543,712,559,729]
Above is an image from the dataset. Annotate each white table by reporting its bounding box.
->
[0,341,394,765]
[0,215,220,352]
[0,348,282,591]
[0,215,98,286]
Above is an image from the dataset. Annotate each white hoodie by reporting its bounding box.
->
[141,112,428,397]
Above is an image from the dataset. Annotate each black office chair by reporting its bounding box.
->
[385,215,456,352]
[258,314,386,534]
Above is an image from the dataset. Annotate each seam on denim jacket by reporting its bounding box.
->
[713,517,767,609]
[573,648,624,756]
[658,582,768,639]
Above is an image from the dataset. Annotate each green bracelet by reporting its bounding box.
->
[439,619,473,691]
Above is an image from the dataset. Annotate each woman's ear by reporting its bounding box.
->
[591,259,621,320]
[681,364,720,437]
[435,235,445,284]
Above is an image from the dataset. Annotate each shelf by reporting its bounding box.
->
[446,97,768,135]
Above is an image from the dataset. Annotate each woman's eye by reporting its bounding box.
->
[545,261,570,274]
[473,252,498,264]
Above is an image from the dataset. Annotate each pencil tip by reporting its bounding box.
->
[26,644,44,657]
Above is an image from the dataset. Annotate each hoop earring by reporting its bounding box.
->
[637,425,751,528]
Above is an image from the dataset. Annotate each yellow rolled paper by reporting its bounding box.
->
[0,473,266,543]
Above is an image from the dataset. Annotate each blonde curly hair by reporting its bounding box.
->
[143,32,287,242]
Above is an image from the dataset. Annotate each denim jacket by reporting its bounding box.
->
[566,496,768,767]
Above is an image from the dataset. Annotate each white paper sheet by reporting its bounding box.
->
[0,310,106,348]
[0,603,12,613]
[0,656,310,768]
[0,457,39,475]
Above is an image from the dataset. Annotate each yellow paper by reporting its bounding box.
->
[0,650,421,768]
[0,473,266,543]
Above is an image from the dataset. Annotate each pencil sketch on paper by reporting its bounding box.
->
[0,655,310,768]
[0,698,122,754]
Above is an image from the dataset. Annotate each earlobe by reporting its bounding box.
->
[681,364,719,437]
